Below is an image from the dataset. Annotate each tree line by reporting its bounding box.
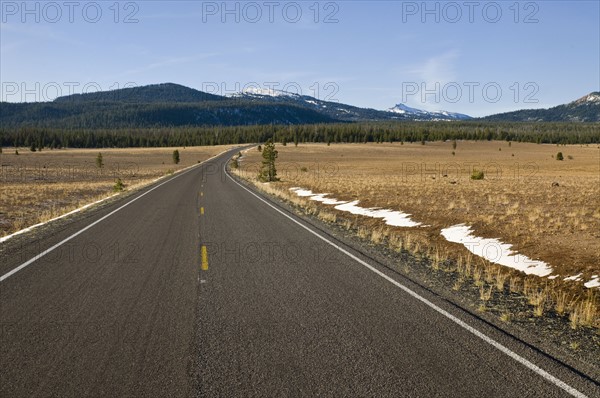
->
[1,122,598,150]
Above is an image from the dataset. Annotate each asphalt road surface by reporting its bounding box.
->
[1,148,598,397]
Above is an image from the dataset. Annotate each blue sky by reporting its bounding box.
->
[1,0,598,116]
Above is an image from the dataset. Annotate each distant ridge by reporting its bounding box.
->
[482,92,600,122]
[54,83,224,103]
[234,88,470,121]
[388,103,472,120]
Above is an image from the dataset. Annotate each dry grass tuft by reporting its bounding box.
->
[569,292,599,329]
[479,285,494,302]
[500,312,512,323]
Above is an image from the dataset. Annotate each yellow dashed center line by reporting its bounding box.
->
[201,245,209,271]
[199,190,207,270]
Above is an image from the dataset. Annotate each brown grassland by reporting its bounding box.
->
[0,145,235,237]
[236,141,600,330]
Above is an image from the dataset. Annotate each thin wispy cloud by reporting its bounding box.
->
[0,22,84,49]
[395,50,461,110]
[119,54,219,77]
[404,50,459,86]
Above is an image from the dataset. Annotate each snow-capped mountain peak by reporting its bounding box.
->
[574,92,600,105]
[586,93,600,102]
[388,103,428,115]
[236,87,301,98]
[388,103,472,120]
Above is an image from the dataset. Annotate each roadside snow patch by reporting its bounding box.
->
[564,273,583,282]
[584,276,600,288]
[290,188,317,197]
[289,188,421,227]
[440,224,553,277]
[334,201,421,227]
[308,194,348,205]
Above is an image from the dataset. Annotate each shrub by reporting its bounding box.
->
[113,178,125,192]
[556,152,564,161]
[471,169,485,180]
[172,150,180,164]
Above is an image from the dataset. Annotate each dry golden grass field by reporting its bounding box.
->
[236,141,600,329]
[0,145,235,237]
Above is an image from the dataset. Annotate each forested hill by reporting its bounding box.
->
[0,84,338,128]
[483,92,600,122]
[1,83,388,128]
[53,83,225,104]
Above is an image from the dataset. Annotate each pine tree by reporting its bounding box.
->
[173,150,180,164]
[258,139,278,182]
[113,178,125,192]
[96,152,104,169]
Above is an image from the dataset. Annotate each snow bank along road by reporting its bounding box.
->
[0,148,597,397]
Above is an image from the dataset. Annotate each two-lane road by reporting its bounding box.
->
[1,149,597,397]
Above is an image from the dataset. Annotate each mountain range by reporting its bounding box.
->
[0,83,598,129]
[234,87,473,121]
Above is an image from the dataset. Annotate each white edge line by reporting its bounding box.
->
[224,165,589,398]
[0,149,233,283]
[0,194,118,244]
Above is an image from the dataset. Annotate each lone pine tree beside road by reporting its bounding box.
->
[258,139,278,182]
